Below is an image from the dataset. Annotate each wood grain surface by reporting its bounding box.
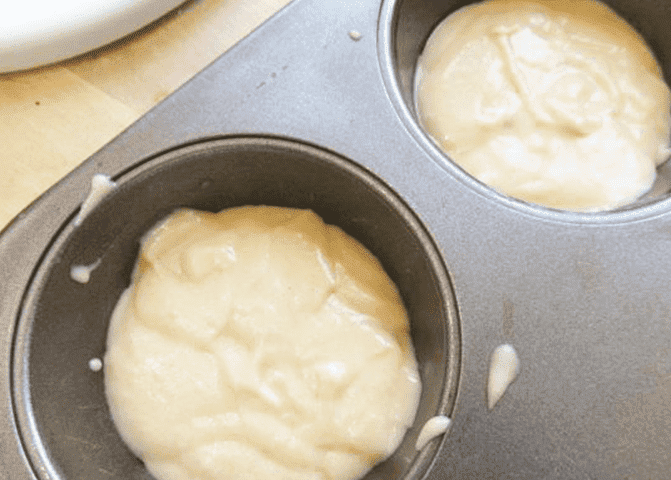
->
[0,0,291,229]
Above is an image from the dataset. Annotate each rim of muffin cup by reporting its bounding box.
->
[11,136,461,480]
[377,0,671,224]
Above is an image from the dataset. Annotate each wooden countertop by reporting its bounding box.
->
[0,0,291,229]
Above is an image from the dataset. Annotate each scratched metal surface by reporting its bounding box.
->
[2,0,671,478]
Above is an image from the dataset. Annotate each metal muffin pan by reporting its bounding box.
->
[9,137,459,480]
[2,0,671,478]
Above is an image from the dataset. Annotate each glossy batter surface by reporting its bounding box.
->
[104,206,421,480]
[416,0,671,211]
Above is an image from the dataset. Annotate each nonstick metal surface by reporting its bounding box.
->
[2,0,671,478]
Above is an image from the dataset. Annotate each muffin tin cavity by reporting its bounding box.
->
[379,0,671,217]
[11,137,460,480]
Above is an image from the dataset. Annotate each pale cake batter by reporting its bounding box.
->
[416,0,671,211]
[104,206,421,480]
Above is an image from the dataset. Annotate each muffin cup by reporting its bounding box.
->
[10,137,460,480]
[379,0,671,214]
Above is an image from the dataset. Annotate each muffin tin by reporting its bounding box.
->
[2,0,671,478]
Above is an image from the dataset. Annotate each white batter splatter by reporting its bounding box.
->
[70,259,101,284]
[88,358,103,372]
[415,415,452,450]
[74,174,117,226]
[488,344,520,410]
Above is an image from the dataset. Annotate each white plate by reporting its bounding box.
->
[0,0,187,73]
